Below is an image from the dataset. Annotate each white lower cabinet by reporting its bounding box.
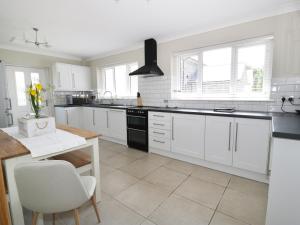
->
[205,116,270,174]
[107,109,127,141]
[55,107,81,128]
[233,118,270,174]
[171,114,205,159]
[94,108,109,136]
[205,116,234,166]
[82,107,95,131]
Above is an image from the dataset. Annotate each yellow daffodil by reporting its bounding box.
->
[35,83,43,91]
[30,89,37,96]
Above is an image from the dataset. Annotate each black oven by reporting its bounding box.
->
[127,108,148,152]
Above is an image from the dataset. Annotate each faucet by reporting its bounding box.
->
[102,91,113,104]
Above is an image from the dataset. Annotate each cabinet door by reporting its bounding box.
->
[94,108,109,136]
[171,114,205,159]
[54,63,72,91]
[71,65,91,91]
[205,116,234,166]
[67,107,81,128]
[55,107,67,125]
[233,118,270,174]
[82,107,95,131]
[108,109,127,141]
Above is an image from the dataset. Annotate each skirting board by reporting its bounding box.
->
[100,136,127,146]
[150,147,270,183]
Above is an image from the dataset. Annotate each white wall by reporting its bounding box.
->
[88,11,300,112]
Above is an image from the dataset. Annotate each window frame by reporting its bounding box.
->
[101,62,138,99]
[172,36,273,101]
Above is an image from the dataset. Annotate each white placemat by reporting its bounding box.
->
[1,126,87,158]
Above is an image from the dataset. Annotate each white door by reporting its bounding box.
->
[171,114,205,159]
[82,107,94,131]
[6,66,50,125]
[55,107,67,125]
[108,109,127,141]
[94,108,109,136]
[67,107,81,128]
[233,118,270,174]
[72,65,91,91]
[205,116,234,166]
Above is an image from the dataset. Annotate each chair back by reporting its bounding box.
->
[14,160,90,213]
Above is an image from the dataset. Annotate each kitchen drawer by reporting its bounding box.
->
[149,135,171,151]
[149,112,171,122]
[149,128,171,139]
[149,119,171,130]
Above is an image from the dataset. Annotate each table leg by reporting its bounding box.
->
[0,160,11,225]
[90,138,101,202]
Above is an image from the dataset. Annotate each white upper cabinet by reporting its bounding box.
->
[205,116,234,166]
[171,114,205,159]
[233,118,270,174]
[107,109,127,141]
[53,63,92,91]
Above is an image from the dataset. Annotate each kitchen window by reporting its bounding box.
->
[172,36,273,100]
[101,62,138,98]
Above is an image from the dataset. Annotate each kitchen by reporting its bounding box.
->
[0,1,300,225]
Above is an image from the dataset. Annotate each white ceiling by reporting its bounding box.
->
[0,0,299,61]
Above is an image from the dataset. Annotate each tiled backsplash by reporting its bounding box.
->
[53,76,300,113]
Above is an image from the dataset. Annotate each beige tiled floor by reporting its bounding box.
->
[24,139,269,225]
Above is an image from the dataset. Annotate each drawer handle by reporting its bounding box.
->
[153,131,165,135]
[153,139,165,144]
[153,123,164,126]
[153,115,164,118]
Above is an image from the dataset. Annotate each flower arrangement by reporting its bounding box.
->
[27,83,44,118]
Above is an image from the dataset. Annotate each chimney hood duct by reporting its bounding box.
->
[129,38,164,77]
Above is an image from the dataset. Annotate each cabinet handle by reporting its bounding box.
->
[153,115,164,118]
[106,111,109,128]
[58,72,61,87]
[153,139,165,144]
[66,110,69,125]
[235,123,239,152]
[93,110,95,126]
[72,73,75,89]
[153,123,164,126]
[228,122,232,151]
[172,116,174,140]
[153,131,165,135]
[5,98,12,110]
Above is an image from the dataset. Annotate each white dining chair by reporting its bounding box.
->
[14,160,101,225]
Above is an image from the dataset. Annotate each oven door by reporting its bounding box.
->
[127,128,148,151]
[127,115,147,130]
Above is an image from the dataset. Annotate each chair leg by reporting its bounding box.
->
[91,194,101,223]
[52,213,56,225]
[32,212,39,225]
[73,208,80,225]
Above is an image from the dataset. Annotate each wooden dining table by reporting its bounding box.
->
[0,125,101,225]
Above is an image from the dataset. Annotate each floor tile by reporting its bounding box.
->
[107,143,129,153]
[149,194,214,225]
[121,148,148,159]
[228,176,268,197]
[120,157,162,178]
[164,159,195,175]
[144,166,187,192]
[99,148,120,162]
[191,166,231,187]
[217,188,267,225]
[116,180,170,217]
[102,170,139,196]
[210,212,249,225]
[143,153,171,166]
[100,164,116,176]
[175,176,225,209]
[140,220,157,225]
[103,154,137,169]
